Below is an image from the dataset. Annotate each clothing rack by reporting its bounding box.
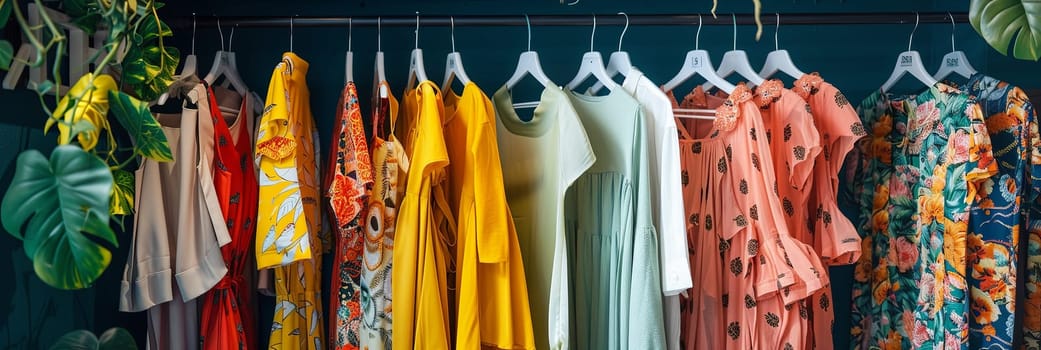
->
[169,12,969,29]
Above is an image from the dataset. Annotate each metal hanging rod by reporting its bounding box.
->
[169,12,969,29]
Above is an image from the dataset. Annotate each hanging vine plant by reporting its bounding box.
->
[0,0,179,290]
[970,0,1041,60]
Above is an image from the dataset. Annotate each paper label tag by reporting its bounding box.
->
[691,55,704,68]
[899,54,914,67]
[945,57,960,67]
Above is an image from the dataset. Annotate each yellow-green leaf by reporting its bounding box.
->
[108,91,173,162]
[970,0,1041,61]
[0,40,12,71]
[110,169,134,216]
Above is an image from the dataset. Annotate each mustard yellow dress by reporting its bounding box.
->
[255,52,324,349]
[392,81,454,349]
[444,82,536,349]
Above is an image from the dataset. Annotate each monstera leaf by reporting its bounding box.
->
[1,145,116,290]
[970,0,1041,60]
[49,328,138,350]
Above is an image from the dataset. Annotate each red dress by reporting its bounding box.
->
[325,82,374,350]
[200,84,259,350]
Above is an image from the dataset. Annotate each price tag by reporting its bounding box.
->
[946,57,960,67]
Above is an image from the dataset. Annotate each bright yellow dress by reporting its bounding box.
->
[392,81,454,349]
[444,83,536,349]
[255,52,324,349]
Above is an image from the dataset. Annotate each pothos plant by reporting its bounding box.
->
[0,0,179,290]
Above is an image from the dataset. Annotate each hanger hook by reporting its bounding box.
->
[617,12,629,52]
[696,14,702,50]
[415,12,420,50]
[216,15,225,51]
[525,14,532,52]
[450,16,456,52]
[191,13,196,55]
[290,15,295,52]
[377,17,382,52]
[908,12,919,52]
[948,12,956,51]
[347,18,352,52]
[589,14,597,52]
[774,13,780,51]
[731,13,737,51]
[229,24,236,52]
[566,0,580,5]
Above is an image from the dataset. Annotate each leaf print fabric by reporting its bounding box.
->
[258,53,325,350]
[325,82,373,350]
[847,84,996,350]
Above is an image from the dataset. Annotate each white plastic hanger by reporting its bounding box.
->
[932,12,977,81]
[881,13,939,92]
[442,17,472,92]
[703,14,765,90]
[156,13,198,105]
[374,17,388,98]
[405,12,429,91]
[663,14,736,95]
[203,16,249,94]
[758,13,805,80]
[345,18,354,84]
[506,15,552,109]
[566,15,620,92]
[588,12,633,94]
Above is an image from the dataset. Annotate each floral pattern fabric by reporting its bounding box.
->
[359,82,402,350]
[847,84,996,350]
[325,82,374,350]
[259,53,325,350]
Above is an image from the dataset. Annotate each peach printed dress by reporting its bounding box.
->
[792,73,867,350]
[671,84,827,350]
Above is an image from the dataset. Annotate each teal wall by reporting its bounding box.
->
[2,0,1041,348]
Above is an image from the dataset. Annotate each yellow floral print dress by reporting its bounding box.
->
[256,52,324,349]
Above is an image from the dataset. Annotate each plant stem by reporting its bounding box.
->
[10,0,46,66]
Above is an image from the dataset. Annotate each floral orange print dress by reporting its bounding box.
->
[256,53,325,350]
[847,84,995,350]
[360,81,402,350]
[791,73,867,350]
[325,82,373,350]
[955,74,1040,350]
[200,84,259,350]
[672,84,827,350]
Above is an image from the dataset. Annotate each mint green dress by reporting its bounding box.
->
[564,88,666,349]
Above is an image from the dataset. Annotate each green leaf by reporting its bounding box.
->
[109,169,134,217]
[1,146,115,290]
[0,39,11,71]
[0,0,12,29]
[97,328,137,350]
[139,13,173,42]
[68,119,97,140]
[108,91,173,161]
[49,329,98,350]
[970,0,1041,61]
